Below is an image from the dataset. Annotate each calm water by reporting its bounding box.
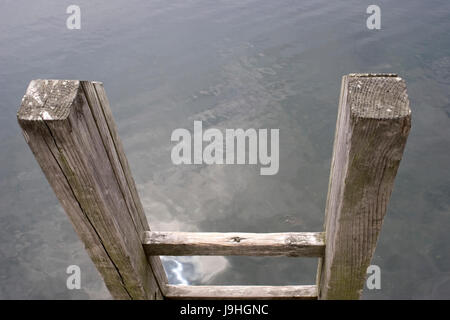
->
[0,0,449,299]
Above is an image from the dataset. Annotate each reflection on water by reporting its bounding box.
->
[163,259,188,285]
[0,0,449,299]
[162,256,229,286]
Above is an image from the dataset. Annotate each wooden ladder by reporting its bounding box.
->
[17,74,411,300]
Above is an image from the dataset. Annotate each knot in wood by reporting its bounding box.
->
[230,236,243,243]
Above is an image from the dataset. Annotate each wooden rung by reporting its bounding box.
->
[165,285,318,300]
[142,231,325,257]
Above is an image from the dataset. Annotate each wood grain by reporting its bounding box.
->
[17,80,166,299]
[165,285,318,300]
[91,82,168,294]
[143,231,325,257]
[317,74,411,299]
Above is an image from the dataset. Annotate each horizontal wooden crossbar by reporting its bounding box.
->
[143,231,325,257]
[165,285,318,300]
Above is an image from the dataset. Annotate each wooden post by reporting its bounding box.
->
[17,80,167,299]
[317,74,411,299]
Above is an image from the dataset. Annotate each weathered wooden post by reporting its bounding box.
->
[17,80,167,299]
[317,74,411,299]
